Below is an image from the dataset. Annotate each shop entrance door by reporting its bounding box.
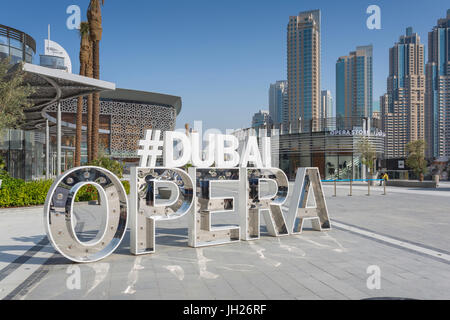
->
[312,153,325,179]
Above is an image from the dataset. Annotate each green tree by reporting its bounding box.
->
[357,137,376,175]
[0,58,34,133]
[0,155,5,171]
[89,157,124,179]
[406,140,428,181]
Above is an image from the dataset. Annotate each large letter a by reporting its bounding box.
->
[287,168,331,234]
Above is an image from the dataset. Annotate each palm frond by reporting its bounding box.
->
[79,21,90,37]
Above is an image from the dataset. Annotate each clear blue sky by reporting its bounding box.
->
[1,0,449,131]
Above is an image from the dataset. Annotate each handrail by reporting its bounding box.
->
[321,179,383,183]
[321,178,387,196]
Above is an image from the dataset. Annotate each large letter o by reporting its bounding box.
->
[44,167,128,263]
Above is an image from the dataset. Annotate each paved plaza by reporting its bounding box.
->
[0,182,449,300]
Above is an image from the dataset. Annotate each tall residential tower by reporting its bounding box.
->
[287,10,321,131]
[336,45,373,123]
[269,80,288,125]
[382,27,425,159]
[320,90,333,119]
[251,110,271,128]
[425,9,450,158]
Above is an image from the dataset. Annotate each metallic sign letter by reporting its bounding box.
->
[130,167,194,255]
[44,167,128,263]
[287,168,331,234]
[239,168,289,240]
[240,136,263,168]
[188,168,240,247]
[191,132,215,167]
[215,135,240,168]
[164,131,191,168]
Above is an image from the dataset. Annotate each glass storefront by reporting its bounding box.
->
[0,129,45,180]
[0,129,85,180]
[282,153,364,181]
[278,130,384,181]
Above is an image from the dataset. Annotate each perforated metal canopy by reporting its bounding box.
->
[16,63,116,130]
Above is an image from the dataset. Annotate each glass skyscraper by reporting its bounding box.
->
[320,90,333,119]
[336,45,373,124]
[269,81,288,125]
[287,10,321,131]
[425,9,450,158]
[251,110,271,128]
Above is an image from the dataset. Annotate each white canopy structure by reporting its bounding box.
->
[13,63,116,177]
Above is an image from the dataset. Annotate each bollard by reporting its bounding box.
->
[367,179,370,196]
[383,179,387,195]
[349,179,352,196]
[333,179,337,197]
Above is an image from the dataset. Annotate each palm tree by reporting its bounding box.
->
[85,28,94,162]
[75,22,91,166]
[87,0,104,160]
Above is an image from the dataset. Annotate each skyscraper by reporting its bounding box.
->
[320,90,333,119]
[269,80,288,125]
[287,10,321,131]
[251,110,271,128]
[336,45,373,122]
[425,9,450,158]
[382,27,425,159]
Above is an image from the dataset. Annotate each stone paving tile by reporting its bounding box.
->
[219,271,268,300]
[294,276,348,300]
[3,185,450,300]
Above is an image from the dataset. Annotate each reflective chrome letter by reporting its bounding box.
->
[239,168,289,240]
[188,168,240,247]
[44,167,128,263]
[287,168,331,233]
[130,168,194,255]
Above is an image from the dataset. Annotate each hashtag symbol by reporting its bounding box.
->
[138,130,164,167]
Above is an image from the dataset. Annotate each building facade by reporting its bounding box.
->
[42,89,180,173]
[0,24,181,180]
[382,27,425,159]
[425,10,450,158]
[0,24,35,64]
[336,45,373,124]
[251,110,271,128]
[40,38,72,72]
[1,25,39,180]
[320,90,333,119]
[269,80,288,125]
[234,116,384,181]
[287,10,321,132]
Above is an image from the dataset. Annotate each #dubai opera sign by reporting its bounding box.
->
[44,130,331,263]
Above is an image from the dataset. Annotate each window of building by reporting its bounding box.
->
[9,38,22,49]
[0,35,8,45]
